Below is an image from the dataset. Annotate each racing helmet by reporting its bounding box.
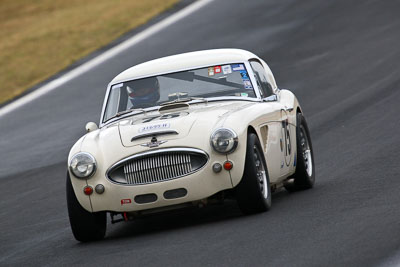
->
[127,77,160,108]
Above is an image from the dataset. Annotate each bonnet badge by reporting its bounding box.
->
[141,136,167,148]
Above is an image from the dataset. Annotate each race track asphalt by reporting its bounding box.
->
[1,0,400,266]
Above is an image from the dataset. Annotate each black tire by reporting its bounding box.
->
[66,173,106,242]
[284,113,315,192]
[235,133,272,214]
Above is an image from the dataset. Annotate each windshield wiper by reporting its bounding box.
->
[108,108,146,121]
[160,97,208,106]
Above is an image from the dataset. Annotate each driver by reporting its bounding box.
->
[127,77,160,108]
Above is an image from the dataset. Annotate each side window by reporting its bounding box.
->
[250,60,274,98]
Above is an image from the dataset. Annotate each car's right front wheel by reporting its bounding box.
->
[66,173,106,242]
[235,133,272,214]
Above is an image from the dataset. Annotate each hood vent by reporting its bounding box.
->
[158,103,189,113]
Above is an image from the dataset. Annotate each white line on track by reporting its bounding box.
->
[0,0,214,118]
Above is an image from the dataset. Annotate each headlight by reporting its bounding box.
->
[69,152,97,179]
[210,128,238,154]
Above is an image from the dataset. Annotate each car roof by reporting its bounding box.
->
[110,49,259,84]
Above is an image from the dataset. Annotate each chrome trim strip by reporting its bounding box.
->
[106,147,209,186]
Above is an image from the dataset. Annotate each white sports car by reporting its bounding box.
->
[67,49,315,241]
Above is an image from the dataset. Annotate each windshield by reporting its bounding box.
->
[103,63,256,122]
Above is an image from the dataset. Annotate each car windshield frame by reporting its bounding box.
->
[100,61,262,127]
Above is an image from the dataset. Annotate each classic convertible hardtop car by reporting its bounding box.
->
[67,49,315,242]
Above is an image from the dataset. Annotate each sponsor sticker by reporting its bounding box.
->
[241,93,249,97]
[240,71,249,79]
[243,80,253,89]
[214,66,222,74]
[138,123,170,133]
[121,199,132,205]
[222,65,232,74]
[232,64,245,71]
[208,67,215,76]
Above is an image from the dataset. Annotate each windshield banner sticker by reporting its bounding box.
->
[139,123,171,133]
[222,65,232,74]
[232,64,245,71]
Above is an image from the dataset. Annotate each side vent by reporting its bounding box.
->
[260,125,269,151]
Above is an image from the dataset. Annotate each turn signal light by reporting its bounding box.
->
[83,186,93,195]
[223,161,233,171]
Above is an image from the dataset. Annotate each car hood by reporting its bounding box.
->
[117,101,254,147]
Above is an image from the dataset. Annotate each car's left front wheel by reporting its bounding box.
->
[66,173,106,242]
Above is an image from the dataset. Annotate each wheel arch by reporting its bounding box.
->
[247,125,258,136]
[226,125,260,188]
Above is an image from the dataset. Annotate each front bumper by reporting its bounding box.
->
[69,147,234,213]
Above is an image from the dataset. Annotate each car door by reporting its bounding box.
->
[250,60,292,180]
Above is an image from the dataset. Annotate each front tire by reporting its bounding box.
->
[285,113,315,192]
[66,173,106,242]
[235,133,272,214]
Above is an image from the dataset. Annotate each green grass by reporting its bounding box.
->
[0,0,178,104]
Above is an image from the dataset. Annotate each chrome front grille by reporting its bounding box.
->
[107,148,208,185]
[123,153,192,184]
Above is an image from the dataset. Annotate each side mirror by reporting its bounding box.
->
[85,122,98,133]
[263,95,278,102]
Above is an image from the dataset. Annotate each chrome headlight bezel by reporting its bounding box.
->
[210,128,238,154]
[69,152,97,179]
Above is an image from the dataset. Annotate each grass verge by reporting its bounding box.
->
[0,0,178,105]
